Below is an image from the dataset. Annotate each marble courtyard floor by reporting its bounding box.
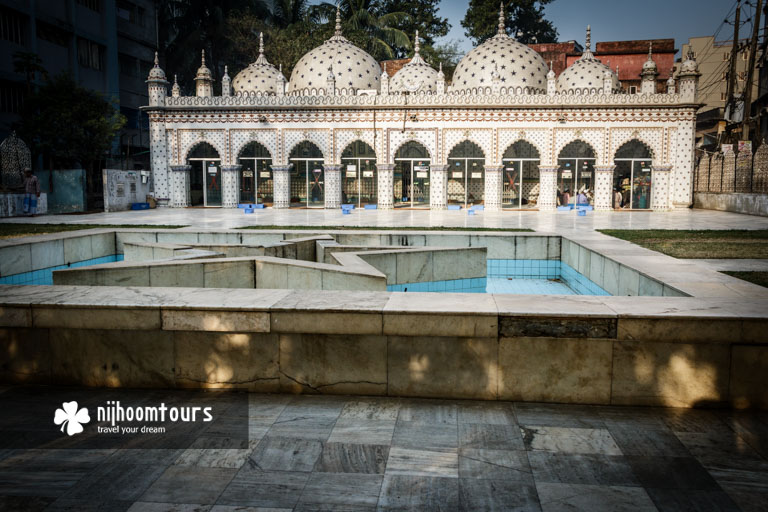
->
[0,392,766,511]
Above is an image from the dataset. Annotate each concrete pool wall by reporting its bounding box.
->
[0,228,767,409]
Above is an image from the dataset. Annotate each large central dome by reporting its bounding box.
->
[452,5,548,94]
[288,8,380,94]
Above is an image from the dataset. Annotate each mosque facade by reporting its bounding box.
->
[144,6,701,212]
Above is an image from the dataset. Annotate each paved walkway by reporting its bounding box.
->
[3,208,768,233]
[0,392,765,512]
[692,259,768,272]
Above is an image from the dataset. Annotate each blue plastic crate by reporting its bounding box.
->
[342,204,355,210]
[364,204,377,209]
[577,209,586,216]
[447,204,461,210]
[131,202,149,210]
[244,208,254,214]
[342,209,351,215]
[471,205,485,211]
[254,204,265,209]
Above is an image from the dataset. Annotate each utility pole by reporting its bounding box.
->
[742,0,764,140]
[724,0,742,144]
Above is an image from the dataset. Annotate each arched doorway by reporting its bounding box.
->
[288,141,324,208]
[187,142,221,207]
[447,140,485,207]
[557,140,596,205]
[237,141,273,205]
[614,140,653,209]
[394,141,430,208]
[341,140,377,207]
[502,140,540,209]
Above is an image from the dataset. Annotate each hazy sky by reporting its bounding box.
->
[436,0,746,57]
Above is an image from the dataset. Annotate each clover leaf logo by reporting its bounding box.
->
[54,401,90,436]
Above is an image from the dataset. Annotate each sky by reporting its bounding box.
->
[436,0,745,57]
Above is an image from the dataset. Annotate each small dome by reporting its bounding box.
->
[452,5,548,94]
[195,50,213,81]
[391,31,439,94]
[147,52,166,81]
[233,33,286,95]
[679,48,699,75]
[558,26,620,93]
[288,7,380,94]
[642,42,659,75]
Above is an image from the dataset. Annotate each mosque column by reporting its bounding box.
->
[651,164,673,211]
[538,166,559,211]
[593,165,616,211]
[170,165,191,208]
[376,163,394,209]
[483,166,503,211]
[271,165,292,208]
[149,121,170,206]
[429,165,448,210]
[324,164,342,208]
[221,165,241,208]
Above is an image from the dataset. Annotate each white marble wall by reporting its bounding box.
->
[429,165,448,210]
[376,164,395,210]
[652,165,672,211]
[484,166,503,211]
[271,165,292,208]
[594,166,615,211]
[324,165,342,208]
[221,165,241,208]
[170,166,191,207]
[538,167,559,210]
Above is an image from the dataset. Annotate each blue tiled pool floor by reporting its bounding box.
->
[486,277,575,295]
[0,255,123,286]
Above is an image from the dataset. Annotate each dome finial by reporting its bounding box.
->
[497,2,506,37]
[201,49,206,66]
[585,26,591,52]
[648,41,653,61]
[154,51,159,67]
[259,32,264,56]
[414,30,420,56]
[335,3,342,37]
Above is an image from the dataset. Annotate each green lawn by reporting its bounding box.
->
[237,225,533,232]
[722,271,768,288]
[0,224,185,240]
[597,229,768,259]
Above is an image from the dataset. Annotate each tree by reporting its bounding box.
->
[420,40,463,82]
[461,0,558,46]
[379,0,451,58]
[12,51,47,93]
[16,73,125,170]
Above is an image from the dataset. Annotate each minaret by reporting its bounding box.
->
[666,68,676,94]
[677,48,700,102]
[277,64,286,96]
[146,51,168,107]
[547,61,557,95]
[641,42,659,94]
[491,63,501,94]
[380,62,390,96]
[326,65,336,95]
[436,62,445,95]
[195,50,214,97]
[171,75,180,97]
[221,66,231,96]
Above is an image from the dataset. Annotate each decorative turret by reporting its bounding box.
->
[221,66,231,96]
[491,63,501,95]
[678,47,700,101]
[666,68,676,94]
[436,62,445,95]
[380,62,390,96]
[641,42,659,94]
[326,65,336,95]
[604,69,614,95]
[146,51,168,106]
[171,75,180,97]
[195,50,214,97]
[277,64,286,96]
[547,61,556,95]
[557,26,620,94]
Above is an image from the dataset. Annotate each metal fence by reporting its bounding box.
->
[694,144,768,194]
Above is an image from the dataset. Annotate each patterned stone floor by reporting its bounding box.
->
[0,393,766,511]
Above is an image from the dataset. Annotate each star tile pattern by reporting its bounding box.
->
[289,39,381,94]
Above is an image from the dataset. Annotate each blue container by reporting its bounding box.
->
[364,204,377,210]
[254,204,265,209]
[447,204,461,210]
[577,209,586,216]
[131,202,149,210]
[471,205,485,211]
[468,210,475,216]
[244,208,254,214]
[342,209,351,215]
[557,206,571,211]
[342,204,355,210]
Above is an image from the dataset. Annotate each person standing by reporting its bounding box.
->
[562,189,571,206]
[22,168,41,216]
[614,188,623,209]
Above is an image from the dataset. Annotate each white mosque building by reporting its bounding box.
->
[144,6,700,212]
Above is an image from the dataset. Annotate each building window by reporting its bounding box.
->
[723,51,730,61]
[0,80,25,114]
[37,21,70,47]
[721,71,727,80]
[117,1,146,27]
[78,38,104,70]
[738,71,746,81]
[76,0,101,12]
[628,85,637,94]
[721,92,728,101]
[0,7,25,45]
[743,51,749,61]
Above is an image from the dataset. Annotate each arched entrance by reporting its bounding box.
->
[288,141,324,208]
[502,140,541,209]
[187,142,221,207]
[394,141,430,208]
[557,140,596,205]
[614,140,653,209]
[447,140,485,207]
[237,141,273,205]
[341,140,377,207]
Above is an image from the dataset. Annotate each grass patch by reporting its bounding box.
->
[597,229,768,259]
[237,225,534,232]
[722,271,768,288]
[0,224,186,240]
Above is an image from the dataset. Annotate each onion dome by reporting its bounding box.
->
[641,42,659,76]
[147,52,166,81]
[288,6,381,94]
[451,4,548,94]
[233,33,286,96]
[391,31,439,94]
[679,47,699,75]
[557,26,620,93]
[195,50,213,82]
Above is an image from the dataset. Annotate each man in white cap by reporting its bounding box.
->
[22,167,40,216]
